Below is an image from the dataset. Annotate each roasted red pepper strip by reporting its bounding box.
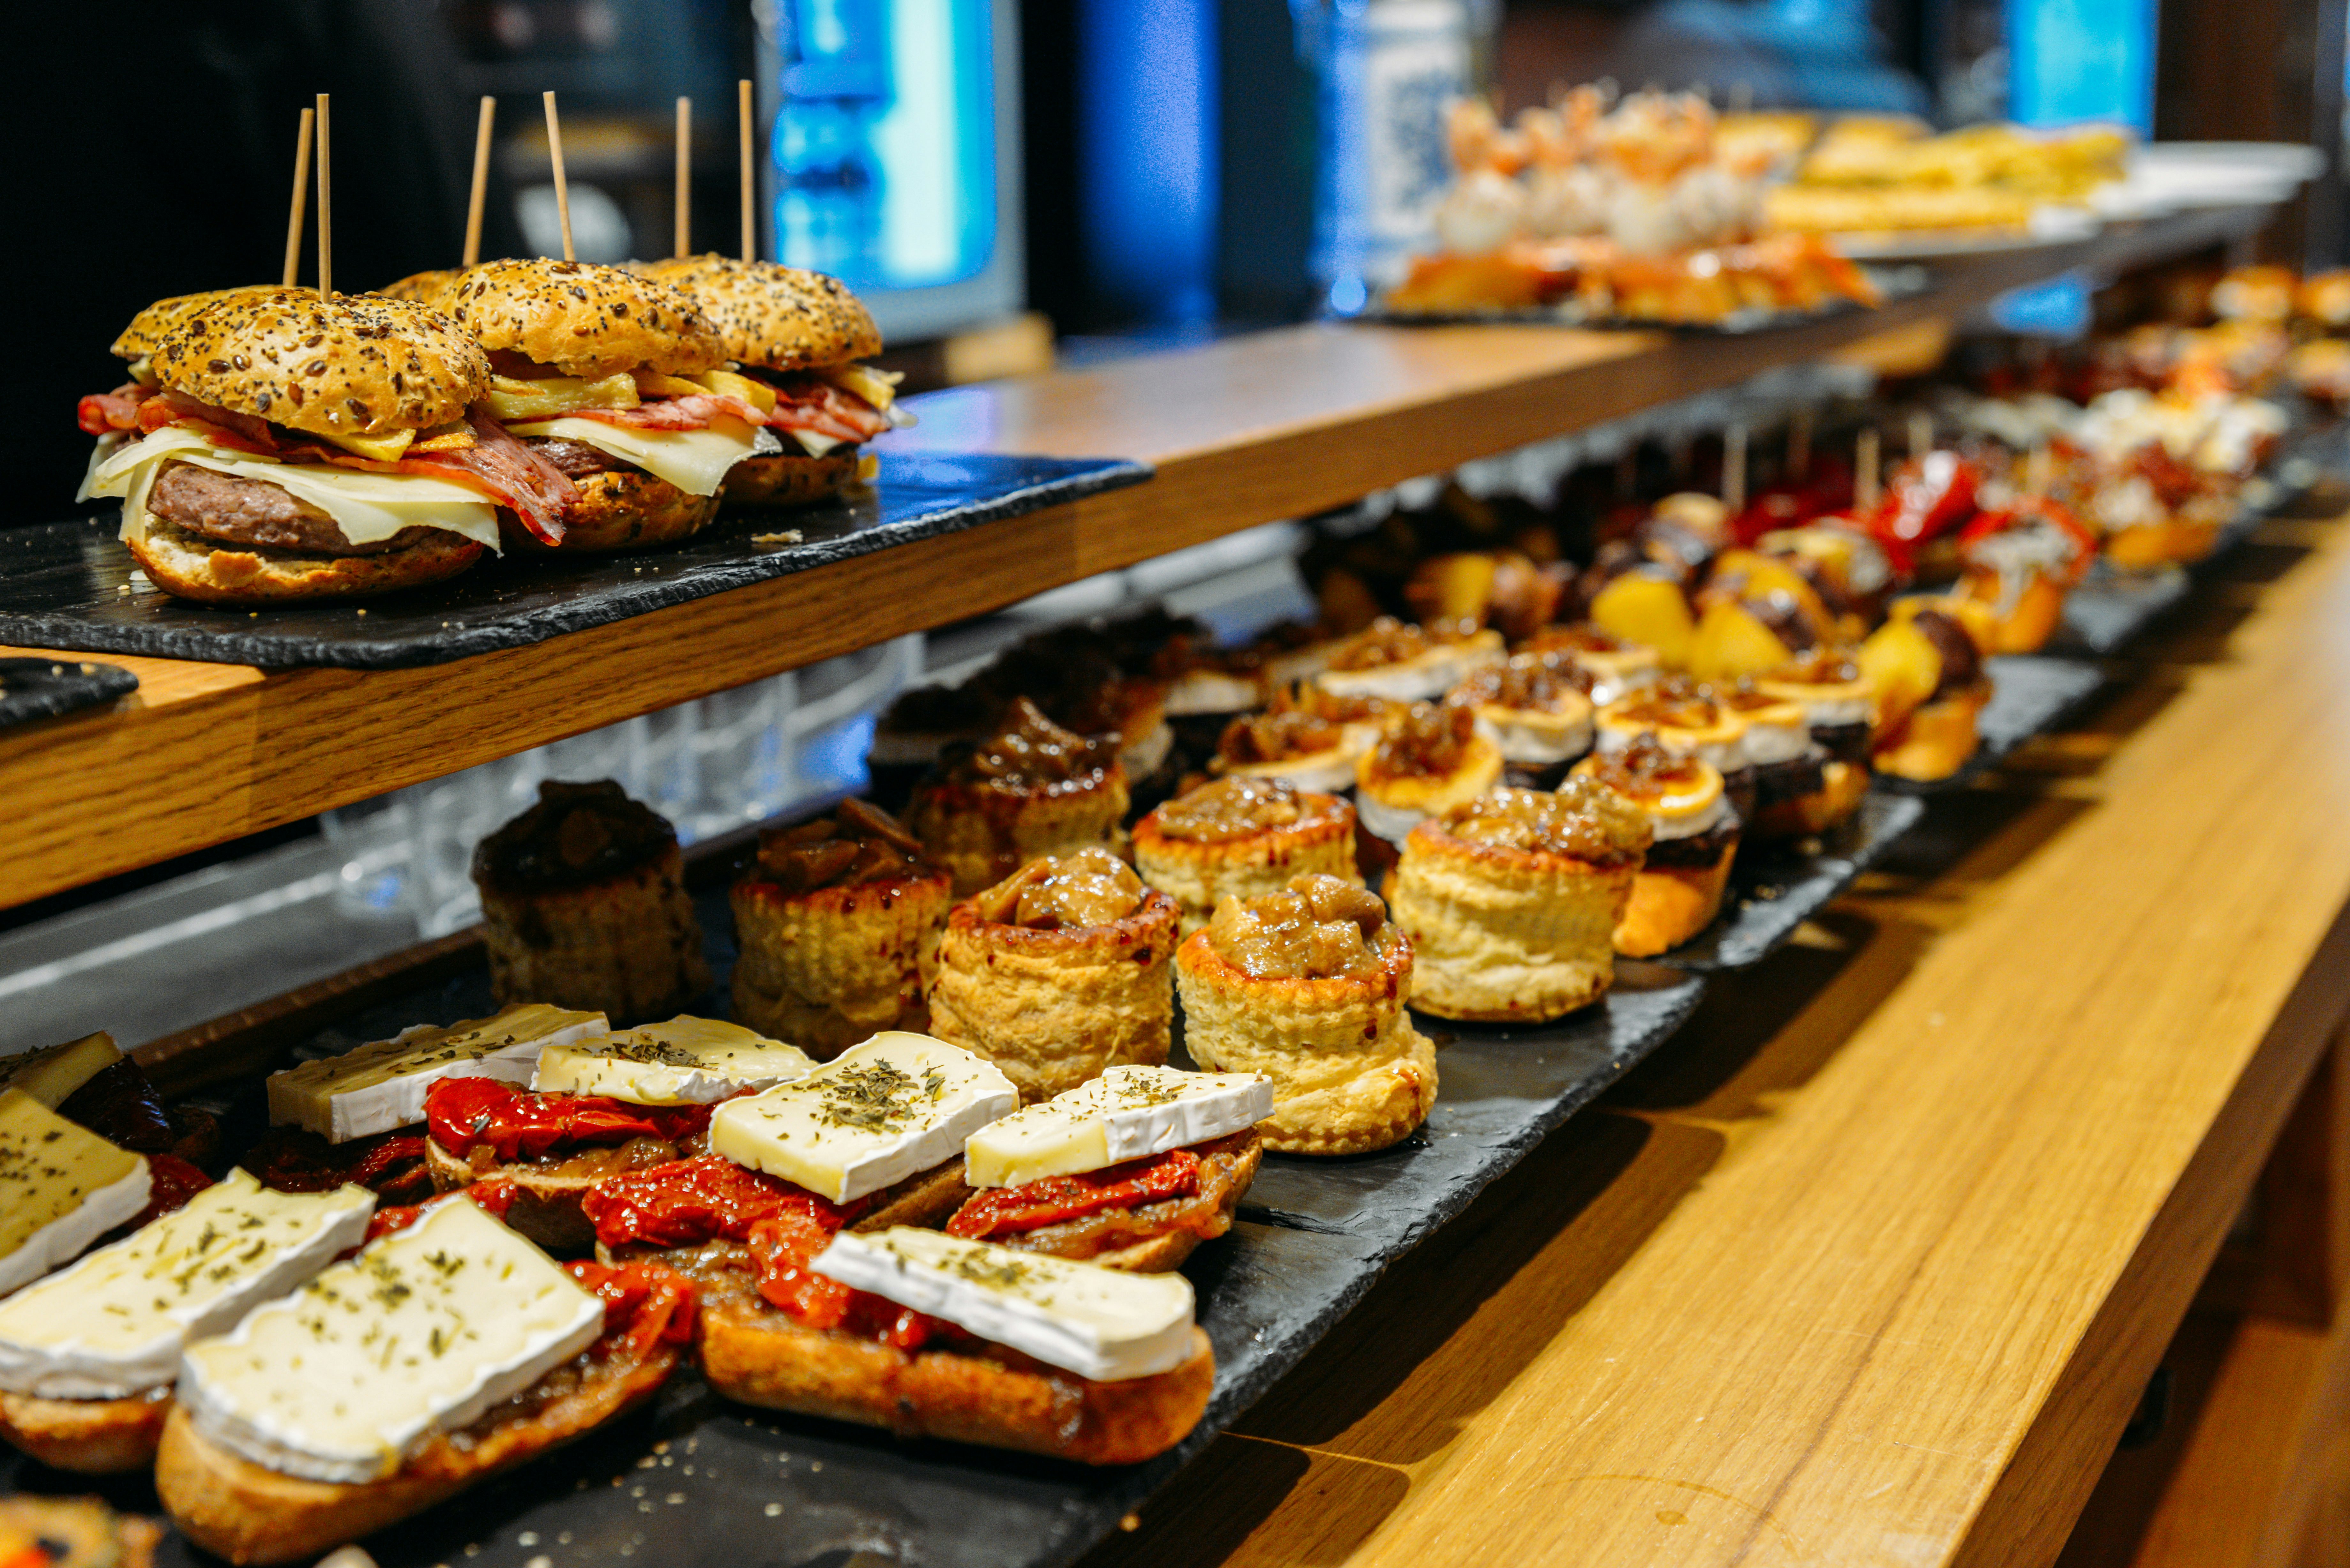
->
[121,1154,214,1231]
[424,1078,713,1163]
[945,1149,1202,1240]
[361,1179,525,1244]
[1865,450,1983,566]
[1959,495,2098,586]
[567,1259,700,1360]
[580,1155,865,1250]
[741,1206,952,1349]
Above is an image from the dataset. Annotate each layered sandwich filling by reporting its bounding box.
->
[1575,736,1736,866]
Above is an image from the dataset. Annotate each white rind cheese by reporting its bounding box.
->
[178,1200,602,1484]
[533,1016,815,1104]
[0,1032,124,1108]
[269,1005,608,1144]
[814,1228,1196,1382]
[88,425,502,551]
[0,1170,374,1400]
[708,1033,1017,1203]
[506,417,756,496]
[965,1067,1273,1189]
[0,1090,151,1298]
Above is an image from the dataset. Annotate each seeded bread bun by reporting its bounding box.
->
[125,514,486,604]
[501,469,720,554]
[720,451,860,509]
[375,268,460,305]
[147,292,489,441]
[440,257,724,378]
[635,255,882,370]
[110,285,302,362]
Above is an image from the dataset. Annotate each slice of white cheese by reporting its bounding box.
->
[177,1199,602,1483]
[533,1016,815,1105]
[505,416,757,496]
[268,1004,608,1144]
[0,1090,151,1298]
[964,1066,1275,1189]
[0,1032,125,1108]
[0,1170,374,1400]
[88,424,503,551]
[814,1227,1196,1382]
[708,1032,1018,1204]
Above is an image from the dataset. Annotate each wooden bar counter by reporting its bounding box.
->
[1078,508,2350,1565]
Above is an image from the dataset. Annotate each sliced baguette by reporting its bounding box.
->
[0,1386,172,1473]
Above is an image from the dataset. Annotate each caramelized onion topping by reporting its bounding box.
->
[751,799,932,894]
[1215,708,1343,767]
[1522,623,1633,656]
[1326,615,1481,672]
[474,779,676,893]
[936,697,1118,793]
[1365,701,1479,779]
[1604,674,1724,733]
[972,847,1145,930]
[1764,649,1865,687]
[1206,872,1390,979]
[1439,782,1651,864]
[1154,776,1339,843]
[1581,733,1714,807]
[1449,651,1593,712]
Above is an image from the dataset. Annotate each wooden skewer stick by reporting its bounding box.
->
[280,108,314,289]
[315,94,333,299]
[1789,406,1813,483]
[2028,442,2053,495]
[674,96,692,258]
[1908,410,1932,461]
[543,91,574,262]
[738,78,755,263]
[1723,423,1747,514]
[463,96,496,269]
[1856,428,1881,511]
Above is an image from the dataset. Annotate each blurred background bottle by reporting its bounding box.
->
[1291,0,1497,315]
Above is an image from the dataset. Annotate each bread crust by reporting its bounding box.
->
[720,451,859,510]
[1753,758,1870,837]
[441,259,724,378]
[981,1132,1263,1272]
[906,767,1132,898]
[154,1344,678,1566]
[127,513,486,605]
[111,286,306,362]
[730,870,951,1060]
[375,269,462,306]
[1132,796,1361,936]
[0,1386,171,1474]
[697,1302,1212,1466]
[1614,841,1739,958]
[503,467,720,554]
[634,256,883,370]
[476,844,710,1025]
[1389,820,1630,1021]
[148,292,488,440]
[1871,682,1988,782]
[926,889,1180,1102]
[1175,929,1436,1156]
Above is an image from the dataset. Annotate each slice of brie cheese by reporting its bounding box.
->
[814,1227,1196,1382]
[268,1005,608,1144]
[532,1016,815,1104]
[964,1066,1274,1189]
[0,1032,124,1108]
[0,1090,150,1297]
[505,417,756,496]
[177,1199,602,1483]
[708,1033,1018,1204]
[0,1170,374,1400]
[88,424,502,551]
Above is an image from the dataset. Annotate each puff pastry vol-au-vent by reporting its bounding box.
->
[1133,776,1362,936]
[906,697,1131,896]
[730,800,951,1059]
[1572,735,1741,958]
[1390,782,1651,1021]
[926,848,1179,1103]
[1317,616,1503,702]
[1176,873,1435,1156]
[1354,701,1503,846]
[472,779,710,1025]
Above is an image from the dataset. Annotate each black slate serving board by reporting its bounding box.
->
[1652,790,1926,971]
[0,655,137,729]
[1874,652,2110,795]
[1,886,1705,1568]
[0,452,1150,670]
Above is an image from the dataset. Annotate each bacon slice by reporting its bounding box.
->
[77,382,157,435]
[568,392,766,432]
[404,408,577,544]
[133,390,283,454]
[765,381,893,444]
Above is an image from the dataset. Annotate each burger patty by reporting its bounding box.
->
[527,437,638,478]
[148,463,435,557]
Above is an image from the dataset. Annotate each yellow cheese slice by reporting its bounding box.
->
[505,416,757,496]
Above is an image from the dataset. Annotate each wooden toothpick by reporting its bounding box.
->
[463,96,495,269]
[738,78,755,263]
[1908,411,1932,460]
[1857,429,1882,511]
[280,107,314,289]
[315,94,332,299]
[675,96,692,258]
[1723,423,1747,514]
[543,91,574,262]
[1789,406,1813,483]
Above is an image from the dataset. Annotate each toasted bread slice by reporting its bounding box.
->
[974,1131,1263,1274]
[0,1387,172,1474]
